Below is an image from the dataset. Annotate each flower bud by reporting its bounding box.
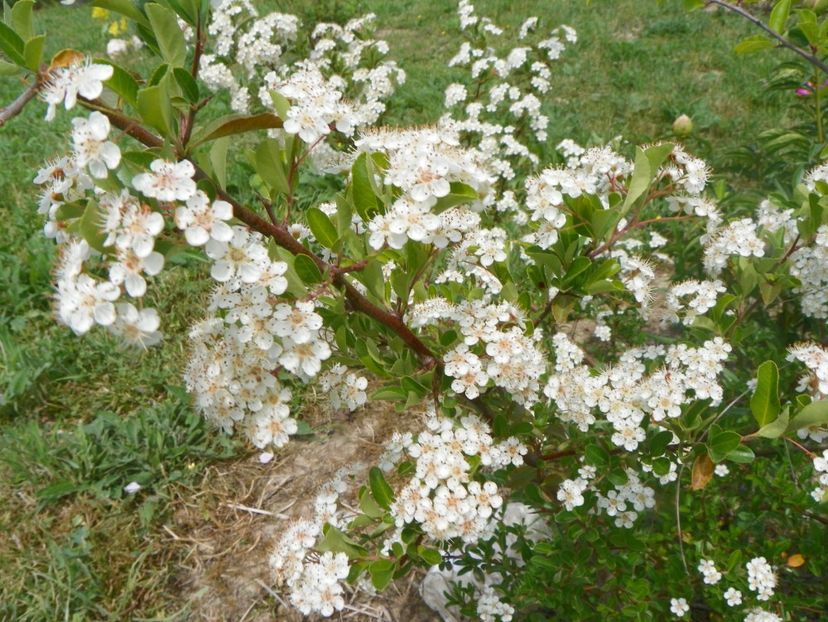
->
[672,114,693,138]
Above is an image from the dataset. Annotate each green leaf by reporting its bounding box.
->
[317,524,367,557]
[432,181,478,213]
[79,200,107,252]
[369,559,395,591]
[23,33,43,71]
[623,143,673,212]
[307,207,339,249]
[733,34,775,54]
[254,138,289,196]
[173,67,199,103]
[416,545,442,566]
[707,429,742,463]
[787,399,828,433]
[750,361,781,427]
[584,444,609,467]
[92,0,149,26]
[755,408,790,439]
[351,152,381,222]
[369,467,395,510]
[0,58,20,75]
[209,137,229,190]
[100,60,139,106]
[293,254,322,284]
[137,83,172,136]
[768,0,791,34]
[145,3,186,66]
[11,0,33,41]
[191,113,283,147]
[725,445,755,464]
[0,21,26,66]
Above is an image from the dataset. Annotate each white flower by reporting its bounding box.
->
[71,111,121,178]
[175,191,234,246]
[133,159,197,201]
[724,587,742,607]
[57,273,120,334]
[669,597,689,617]
[205,226,268,283]
[697,559,722,585]
[108,249,164,297]
[42,59,113,120]
[109,303,162,347]
[259,452,274,464]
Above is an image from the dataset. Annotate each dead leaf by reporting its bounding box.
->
[691,454,714,491]
[787,554,805,568]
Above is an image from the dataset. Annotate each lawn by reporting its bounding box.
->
[0,0,796,618]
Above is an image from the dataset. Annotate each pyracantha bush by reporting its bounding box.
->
[2,0,827,619]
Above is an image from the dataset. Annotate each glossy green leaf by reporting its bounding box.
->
[173,67,199,103]
[369,559,395,591]
[0,21,26,66]
[750,361,781,427]
[306,207,338,249]
[92,0,149,26]
[254,138,290,196]
[755,409,790,439]
[369,467,395,510]
[79,200,106,252]
[146,3,186,66]
[352,152,381,222]
[768,0,791,34]
[787,399,828,433]
[293,254,323,284]
[11,0,33,41]
[23,33,43,71]
[708,429,742,463]
[100,60,139,106]
[733,34,775,54]
[137,83,172,136]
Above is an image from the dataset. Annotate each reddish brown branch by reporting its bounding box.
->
[81,99,439,364]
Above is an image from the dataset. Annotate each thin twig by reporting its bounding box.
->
[706,0,828,75]
[0,79,41,127]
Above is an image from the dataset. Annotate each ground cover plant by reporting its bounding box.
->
[0,0,826,620]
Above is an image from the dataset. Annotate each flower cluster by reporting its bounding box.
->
[442,1,577,182]
[809,449,828,503]
[356,126,494,251]
[666,279,726,325]
[698,559,723,585]
[269,469,354,617]
[408,299,545,406]
[746,556,777,601]
[787,342,828,442]
[379,412,526,544]
[183,225,334,447]
[318,364,369,413]
[477,585,515,622]
[545,333,730,448]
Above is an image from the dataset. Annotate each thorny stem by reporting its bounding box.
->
[705,0,828,76]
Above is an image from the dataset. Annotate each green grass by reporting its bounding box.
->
[0,0,807,617]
